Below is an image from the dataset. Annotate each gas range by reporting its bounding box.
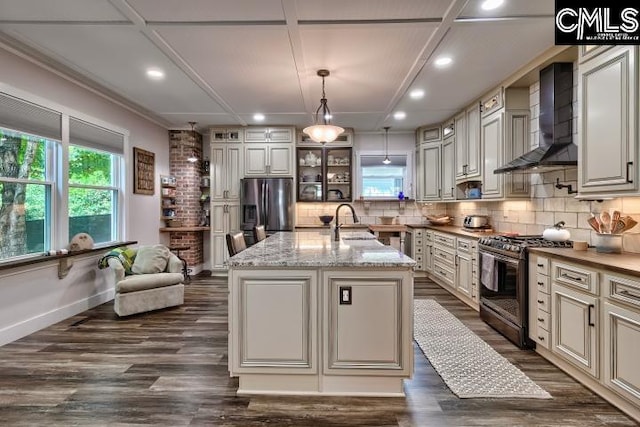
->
[479,235,573,258]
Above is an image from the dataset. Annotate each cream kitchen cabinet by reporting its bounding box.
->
[578,45,638,197]
[417,125,441,144]
[418,143,441,201]
[210,127,244,143]
[480,88,529,199]
[603,273,640,405]
[244,143,294,177]
[424,230,434,273]
[431,232,456,291]
[441,136,456,200]
[210,202,240,270]
[528,254,551,349]
[455,238,473,300]
[480,109,504,199]
[323,270,413,376]
[551,261,600,378]
[210,143,243,201]
[455,104,481,182]
[245,126,294,143]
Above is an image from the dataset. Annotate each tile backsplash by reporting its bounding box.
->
[296,200,443,227]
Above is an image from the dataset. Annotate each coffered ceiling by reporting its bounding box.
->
[0,0,557,133]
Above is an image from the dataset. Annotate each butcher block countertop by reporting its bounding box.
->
[529,247,640,277]
[405,224,497,239]
[367,224,408,233]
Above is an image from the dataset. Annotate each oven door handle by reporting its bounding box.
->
[480,251,520,267]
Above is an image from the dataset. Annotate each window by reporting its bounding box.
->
[0,129,54,259]
[68,146,119,244]
[359,155,409,198]
[68,118,124,245]
[0,91,125,262]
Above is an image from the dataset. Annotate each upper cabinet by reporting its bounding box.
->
[417,125,441,145]
[210,127,244,143]
[480,88,530,200]
[416,132,442,201]
[244,143,294,177]
[441,135,456,200]
[244,127,295,177]
[578,46,638,197]
[210,143,243,201]
[245,127,294,143]
[455,103,481,182]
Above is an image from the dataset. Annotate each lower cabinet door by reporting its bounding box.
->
[604,301,640,402]
[231,270,317,373]
[456,253,472,298]
[551,284,599,378]
[323,270,412,376]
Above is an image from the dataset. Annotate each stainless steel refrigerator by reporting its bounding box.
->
[240,177,294,245]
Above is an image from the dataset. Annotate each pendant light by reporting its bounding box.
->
[187,121,198,163]
[303,69,344,144]
[383,126,391,164]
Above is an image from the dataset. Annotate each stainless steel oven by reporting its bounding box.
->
[478,235,572,349]
[478,249,530,348]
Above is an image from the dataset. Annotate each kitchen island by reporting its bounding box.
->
[227,230,416,396]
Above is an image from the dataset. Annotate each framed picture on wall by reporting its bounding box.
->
[133,147,155,195]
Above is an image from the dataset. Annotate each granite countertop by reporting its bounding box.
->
[228,231,416,268]
[529,247,640,277]
[405,224,498,239]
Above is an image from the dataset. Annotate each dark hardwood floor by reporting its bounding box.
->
[0,275,637,426]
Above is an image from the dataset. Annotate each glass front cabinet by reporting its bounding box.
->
[297,147,352,202]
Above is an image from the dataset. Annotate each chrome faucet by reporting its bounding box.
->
[334,203,359,241]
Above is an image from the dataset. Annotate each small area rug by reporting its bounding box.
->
[414,299,551,399]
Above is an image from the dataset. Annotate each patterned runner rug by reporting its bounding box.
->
[414,299,552,399]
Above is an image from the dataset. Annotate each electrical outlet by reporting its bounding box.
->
[339,286,352,305]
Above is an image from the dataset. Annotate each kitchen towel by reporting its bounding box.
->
[481,253,498,292]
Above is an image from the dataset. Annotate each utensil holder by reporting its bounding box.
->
[595,233,622,253]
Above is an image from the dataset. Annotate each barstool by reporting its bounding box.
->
[168,246,190,281]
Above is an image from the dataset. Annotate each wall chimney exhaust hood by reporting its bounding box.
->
[494,62,576,174]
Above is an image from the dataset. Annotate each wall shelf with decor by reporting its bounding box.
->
[160,175,179,227]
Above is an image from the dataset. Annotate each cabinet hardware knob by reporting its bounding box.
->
[537,299,544,304]
[537,263,544,268]
[538,282,544,286]
[537,317,544,321]
[538,336,545,341]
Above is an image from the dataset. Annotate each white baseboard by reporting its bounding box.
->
[0,288,115,347]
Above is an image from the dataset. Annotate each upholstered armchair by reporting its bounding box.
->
[100,245,185,317]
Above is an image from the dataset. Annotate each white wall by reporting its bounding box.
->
[0,44,170,345]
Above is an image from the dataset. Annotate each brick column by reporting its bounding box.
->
[168,129,204,268]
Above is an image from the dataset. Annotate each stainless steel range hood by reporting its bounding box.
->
[494,62,576,174]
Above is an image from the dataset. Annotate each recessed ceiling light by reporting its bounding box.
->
[393,111,406,120]
[434,57,453,67]
[409,89,425,99]
[253,113,265,122]
[481,0,504,11]
[145,67,165,80]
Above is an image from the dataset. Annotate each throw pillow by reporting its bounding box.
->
[98,247,137,275]
[131,245,170,274]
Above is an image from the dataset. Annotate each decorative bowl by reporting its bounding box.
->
[319,215,334,225]
[426,215,451,225]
